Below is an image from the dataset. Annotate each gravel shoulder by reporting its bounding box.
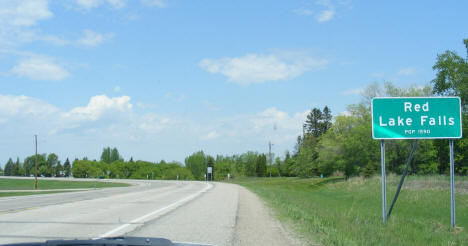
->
[233,185,306,246]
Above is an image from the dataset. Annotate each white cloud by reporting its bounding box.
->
[398,67,416,76]
[293,0,349,23]
[9,30,70,46]
[201,131,220,140]
[76,0,100,9]
[339,110,352,116]
[12,29,112,47]
[341,87,363,96]
[137,113,170,134]
[39,34,69,46]
[0,94,58,117]
[293,8,314,16]
[106,0,126,9]
[75,0,126,9]
[0,0,54,46]
[316,9,335,22]
[11,57,69,81]
[0,93,313,163]
[252,107,309,131]
[77,30,113,47]
[75,0,169,10]
[135,102,156,109]
[199,53,328,85]
[141,0,167,8]
[0,0,53,27]
[64,95,132,121]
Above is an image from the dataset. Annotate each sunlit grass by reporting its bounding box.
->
[233,175,468,245]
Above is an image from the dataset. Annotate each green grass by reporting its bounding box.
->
[0,191,75,197]
[0,178,130,190]
[233,175,468,246]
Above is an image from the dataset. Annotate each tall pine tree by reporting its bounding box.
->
[63,158,71,177]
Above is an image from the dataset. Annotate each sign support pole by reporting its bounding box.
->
[34,134,38,190]
[449,139,455,228]
[380,140,387,224]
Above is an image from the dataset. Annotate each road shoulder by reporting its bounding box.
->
[233,185,307,246]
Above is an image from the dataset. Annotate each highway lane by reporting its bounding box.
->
[0,179,173,214]
[0,180,213,244]
[0,180,300,246]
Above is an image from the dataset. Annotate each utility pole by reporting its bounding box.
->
[268,141,273,177]
[34,135,38,190]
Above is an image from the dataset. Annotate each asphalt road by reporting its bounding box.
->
[0,179,301,246]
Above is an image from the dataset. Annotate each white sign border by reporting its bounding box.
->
[371,96,463,140]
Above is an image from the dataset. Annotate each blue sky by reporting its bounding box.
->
[0,0,467,165]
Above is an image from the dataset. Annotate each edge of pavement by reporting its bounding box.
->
[232,184,312,246]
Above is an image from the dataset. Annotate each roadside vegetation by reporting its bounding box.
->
[0,178,129,190]
[234,176,468,245]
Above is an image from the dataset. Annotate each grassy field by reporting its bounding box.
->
[0,191,75,197]
[0,178,130,190]
[233,175,468,246]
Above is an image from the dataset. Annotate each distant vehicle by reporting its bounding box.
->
[2,236,212,246]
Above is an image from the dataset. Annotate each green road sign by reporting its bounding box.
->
[372,97,462,139]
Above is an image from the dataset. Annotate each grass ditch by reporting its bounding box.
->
[233,176,468,246]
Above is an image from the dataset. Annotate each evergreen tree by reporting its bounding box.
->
[110,147,122,162]
[304,106,332,138]
[64,158,71,177]
[362,162,376,178]
[4,158,13,176]
[293,136,302,156]
[321,106,332,134]
[12,157,20,176]
[101,147,112,163]
[46,153,59,177]
[55,161,63,177]
[305,108,323,137]
[23,158,32,176]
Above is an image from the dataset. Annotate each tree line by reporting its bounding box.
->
[283,39,468,178]
[2,154,71,177]
[1,39,467,180]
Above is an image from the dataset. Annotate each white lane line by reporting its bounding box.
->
[97,182,213,238]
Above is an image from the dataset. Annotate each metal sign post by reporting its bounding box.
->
[207,167,213,181]
[372,97,462,227]
[449,139,455,227]
[380,140,387,224]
